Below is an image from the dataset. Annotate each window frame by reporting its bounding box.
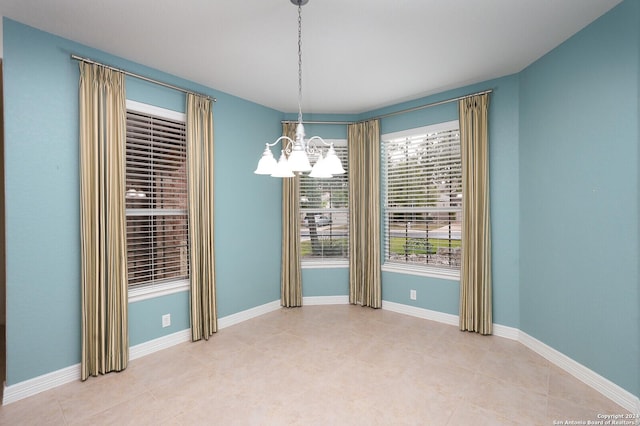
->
[381,120,461,281]
[299,138,349,269]
[125,100,190,302]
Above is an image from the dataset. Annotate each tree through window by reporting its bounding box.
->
[299,140,349,265]
[382,121,461,275]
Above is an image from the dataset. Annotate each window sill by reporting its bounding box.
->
[129,279,190,303]
[302,260,349,269]
[382,263,460,281]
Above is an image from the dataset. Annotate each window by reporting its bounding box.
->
[382,120,461,279]
[125,100,190,300]
[299,140,349,267]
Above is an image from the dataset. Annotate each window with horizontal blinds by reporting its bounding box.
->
[299,140,349,266]
[382,121,461,275]
[125,103,189,289]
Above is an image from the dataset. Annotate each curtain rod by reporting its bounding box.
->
[367,89,492,122]
[70,54,217,103]
[282,88,493,126]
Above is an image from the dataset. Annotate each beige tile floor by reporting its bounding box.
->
[0,305,630,425]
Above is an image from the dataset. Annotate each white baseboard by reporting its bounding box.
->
[303,295,349,305]
[129,329,192,361]
[379,301,639,415]
[519,332,640,415]
[2,364,80,405]
[217,300,281,329]
[2,300,281,405]
[380,302,522,341]
[4,300,639,415]
[3,328,193,405]
[382,300,459,326]
[2,363,80,405]
[492,323,521,341]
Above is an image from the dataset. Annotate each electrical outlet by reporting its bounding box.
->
[410,289,417,300]
[162,314,171,328]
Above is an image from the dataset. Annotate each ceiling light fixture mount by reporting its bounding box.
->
[254,0,344,178]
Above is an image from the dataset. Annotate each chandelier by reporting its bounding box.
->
[254,0,345,178]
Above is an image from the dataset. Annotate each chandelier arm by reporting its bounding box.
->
[265,136,293,148]
[307,136,331,146]
[305,136,327,155]
[265,136,296,156]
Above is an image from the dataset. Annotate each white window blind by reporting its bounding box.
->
[382,121,462,274]
[299,140,349,265]
[125,103,189,288]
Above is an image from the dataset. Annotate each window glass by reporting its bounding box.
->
[299,141,349,266]
[125,103,189,289]
[382,121,461,276]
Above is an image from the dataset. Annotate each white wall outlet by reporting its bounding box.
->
[162,314,171,328]
[410,289,417,300]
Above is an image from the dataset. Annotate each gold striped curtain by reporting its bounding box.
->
[348,120,382,308]
[78,62,129,380]
[281,122,302,307]
[187,93,218,341]
[459,94,492,335]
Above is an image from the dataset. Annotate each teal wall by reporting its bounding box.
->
[302,268,349,297]
[519,0,639,397]
[292,1,639,398]
[292,75,521,327]
[129,292,190,345]
[3,0,639,400]
[3,18,282,384]
[363,76,521,327]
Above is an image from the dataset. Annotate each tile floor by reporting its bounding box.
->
[0,305,631,425]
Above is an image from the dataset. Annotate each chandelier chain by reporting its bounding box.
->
[253,0,345,178]
[297,3,303,124]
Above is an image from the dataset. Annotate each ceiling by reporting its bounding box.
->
[0,0,622,114]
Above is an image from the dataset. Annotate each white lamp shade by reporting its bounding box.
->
[254,145,277,175]
[323,144,345,175]
[271,151,295,178]
[309,153,332,178]
[287,143,312,172]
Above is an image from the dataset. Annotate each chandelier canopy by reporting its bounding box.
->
[254,0,345,178]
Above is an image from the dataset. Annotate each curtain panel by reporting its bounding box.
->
[348,120,382,308]
[281,122,303,307]
[78,62,129,380]
[186,93,218,341]
[459,93,492,335]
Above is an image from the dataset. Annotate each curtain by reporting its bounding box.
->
[79,62,128,380]
[281,122,302,307]
[348,120,382,308]
[459,93,492,335]
[187,93,218,341]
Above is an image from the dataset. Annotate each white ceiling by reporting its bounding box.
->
[0,0,623,114]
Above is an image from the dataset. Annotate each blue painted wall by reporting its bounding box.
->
[3,18,282,384]
[129,292,190,345]
[519,0,639,397]
[302,268,349,297]
[3,0,639,400]
[361,76,521,327]
[293,77,521,325]
[289,77,521,327]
